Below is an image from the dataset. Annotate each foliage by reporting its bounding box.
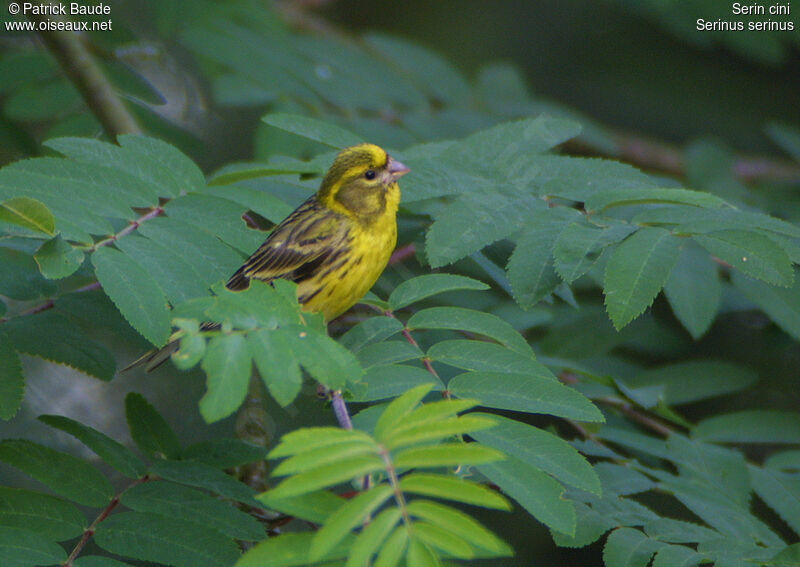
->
[1,1,799,566]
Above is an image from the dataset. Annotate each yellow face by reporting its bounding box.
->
[318,144,409,222]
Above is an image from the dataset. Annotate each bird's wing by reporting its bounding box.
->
[226,200,346,290]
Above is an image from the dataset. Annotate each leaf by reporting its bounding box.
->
[393,443,504,469]
[449,372,604,422]
[124,392,182,459]
[408,306,533,355]
[374,383,434,441]
[238,532,352,567]
[385,415,496,450]
[269,427,375,458]
[766,122,800,161]
[400,472,511,510]
[352,364,444,402]
[584,188,725,212]
[356,340,423,368]
[149,460,259,507]
[428,339,544,374]
[272,442,379,476]
[663,242,721,339]
[339,316,404,352]
[375,526,409,567]
[732,270,800,341]
[199,334,252,422]
[283,326,364,389]
[3,312,116,381]
[262,113,363,148]
[0,487,86,541]
[93,511,240,567]
[623,360,757,406]
[346,508,403,567]
[38,415,146,478]
[92,246,171,346]
[74,557,135,567]
[0,338,23,420]
[259,490,344,524]
[0,439,113,507]
[603,528,665,567]
[388,274,489,310]
[478,456,575,535]
[748,466,800,537]
[117,135,206,196]
[33,235,85,279]
[554,222,636,284]
[407,500,512,555]
[182,438,268,469]
[121,481,265,541]
[693,229,793,286]
[266,456,384,499]
[694,410,800,444]
[247,330,302,407]
[0,197,54,234]
[0,526,67,566]
[471,413,601,494]
[310,485,393,560]
[0,246,55,300]
[604,227,681,330]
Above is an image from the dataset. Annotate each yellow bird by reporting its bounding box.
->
[127,143,409,371]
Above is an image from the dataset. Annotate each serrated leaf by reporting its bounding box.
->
[401,472,510,510]
[386,415,497,450]
[352,364,444,402]
[0,246,55,300]
[449,372,604,422]
[282,326,363,389]
[149,460,259,506]
[74,557,134,567]
[272,442,379,477]
[603,528,665,567]
[38,415,145,478]
[694,410,800,444]
[356,340,423,368]
[33,235,84,279]
[393,443,504,469]
[663,242,721,339]
[407,500,512,555]
[388,274,488,310]
[471,413,601,494]
[92,246,171,346]
[117,135,206,196]
[0,439,113,507]
[0,197,54,234]
[551,501,614,548]
[199,334,252,423]
[262,113,363,148]
[182,438,267,469]
[694,229,793,286]
[478,456,575,535]
[247,330,302,407]
[310,485,393,560]
[94,511,240,567]
[0,487,86,541]
[374,383,434,441]
[604,227,681,330]
[732,269,800,340]
[267,456,384,499]
[339,316,404,352]
[122,481,265,541]
[585,188,725,212]
[124,392,182,459]
[428,339,545,374]
[0,338,23,420]
[748,466,800,538]
[554,222,636,284]
[408,306,532,355]
[0,526,67,566]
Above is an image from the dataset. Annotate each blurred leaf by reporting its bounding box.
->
[346,508,403,567]
[0,247,54,300]
[34,235,84,279]
[0,338,23,420]
[693,230,793,286]
[694,410,800,444]
[182,438,267,469]
[267,456,384,499]
[262,113,363,149]
[238,532,352,567]
[393,443,504,469]
[407,500,512,555]
[149,460,259,507]
[732,270,800,341]
[0,439,112,507]
[0,197,54,235]
[766,122,800,162]
[125,392,182,460]
[0,487,86,541]
[400,472,511,510]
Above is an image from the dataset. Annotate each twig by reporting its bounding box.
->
[63,475,151,566]
[27,13,141,138]
[88,206,164,252]
[388,243,416,266]
[0,281,102,324]
[330,390,353,430]
[599,398,675,438]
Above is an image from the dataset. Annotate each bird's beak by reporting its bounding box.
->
[387,156,410,179]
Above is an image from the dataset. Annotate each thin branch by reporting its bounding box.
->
[330,390,353,430]
[27,13,141,138]
[388,243,416,266]
[0,281,102,324]
[88,206,164,252]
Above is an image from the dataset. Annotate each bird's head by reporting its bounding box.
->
[318,143,409,221]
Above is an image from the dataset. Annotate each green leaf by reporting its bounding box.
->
[407,500,512,555]
[694,410,800,444]
[266,456,384,499]
[550,501,614,548]
[400,472,511,510]
[310,485,394,560]
[92,246,171,346]
[199,333,252,422]
[117,135,206,196]
[428,339,545,374]
[585,188,725,212]
[604,227,681,330]
[0,439,113,507]
[0,338,23,420]
[182,438,267,469]
[356,340,423,368]
[339,316,403,352]
[269,427,375,458]
[262,113,363,148]
[388,274,489,310]
[122,480,265,541]
[471,413,601,494]
[643,518,721,544]
[0,526,67,566]
[663,242,721,339]
[346,508,403,567]
[283,326,364,390]
[603,528,665,567]
[3,312,115,381]
[408,306,533,355]
[352,364,444,402]
[149,460,259,506]
[385,415,497,450]
[238,532,352,567]
[0,246,55,300]
[0,487,86,541]
[33,235,84,279]
[554,222,636,284]
[375,526,409,567]
[622,360,757,406]
[693,229,793,286]
[272,442,379,476]
[748,466,800,537]
[258,490,344,524]
[38,415,146,478]
[0,197,54,235]
[374,383,434,441]
[449,372,604,422]
[732,270,800,341]
[393,443,504,469]
[248,330,302,407]
[93,511,240,567]
[124,392,182,459]
[478,456,575,535]
[74,557,134,567]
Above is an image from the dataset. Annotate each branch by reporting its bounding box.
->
[88,206,164,252]
[27,13,141,138]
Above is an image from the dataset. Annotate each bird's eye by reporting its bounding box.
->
[364,169,376,180]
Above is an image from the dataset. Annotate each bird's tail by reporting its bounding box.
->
[122,340,180,373]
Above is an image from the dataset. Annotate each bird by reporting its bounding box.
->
[125,143,409,371]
